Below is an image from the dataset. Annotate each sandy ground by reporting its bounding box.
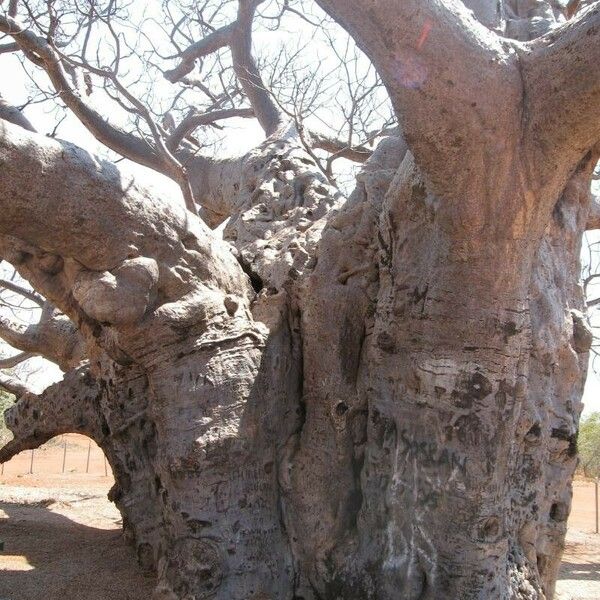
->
[555,481,600,600]
[0,435,599,599]
[0,435,154,600]
[557,528,600,600]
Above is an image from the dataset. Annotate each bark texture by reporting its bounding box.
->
[1,1,599,599]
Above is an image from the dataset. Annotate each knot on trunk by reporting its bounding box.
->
[72,257,159,325]
[571,309,593,353]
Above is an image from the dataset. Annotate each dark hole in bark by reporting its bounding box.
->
[376,331,396,353]
[452,371,493,408]
[549,502,568,522]
[501,321,520,341]
[551,427,578,457]
[188,518,212,534]
[142,421,158,459]
[119,471,132,493]
[552,199,566,228]
[335,402,349,416]
[236,253,264,293]
[525,423,542,443]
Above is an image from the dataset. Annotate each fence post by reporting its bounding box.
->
[594,477,598,533]
[62,437,67,473]
[29,449,34,474]
[86,440,91,474]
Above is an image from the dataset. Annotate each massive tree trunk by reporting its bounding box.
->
[1,1,600,599]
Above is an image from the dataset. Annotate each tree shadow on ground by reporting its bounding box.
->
[559,560,600,582]
[0,500,154,600]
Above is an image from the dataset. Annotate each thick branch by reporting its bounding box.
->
[523,3,600,174]
[163,23,235,83]
[0,351,34,369]
[0,119,252,355]
[0,93,35,131]
[314,0,520,192]
[310,131,372,163]
[0,119,193,270]
[0,40,18,53]
[0,316,35,352]
[0,366,102,463]
[230,0,282,135]
[0,309,83,370]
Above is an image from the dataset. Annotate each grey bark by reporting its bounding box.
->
[1,1,599,599]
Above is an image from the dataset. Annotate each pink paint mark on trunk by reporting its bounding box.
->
[416,20,433,51]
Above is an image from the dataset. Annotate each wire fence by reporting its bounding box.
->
[571,479,600,534]
[1,439,599,536]
[0,434,111,478]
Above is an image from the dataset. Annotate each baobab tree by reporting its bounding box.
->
[0,0,599,598]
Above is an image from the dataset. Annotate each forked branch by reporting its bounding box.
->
[314,0,519,191]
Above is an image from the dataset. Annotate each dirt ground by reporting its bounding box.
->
[555,481,600,600]
[0,435,599,599]
[0,435,154,600]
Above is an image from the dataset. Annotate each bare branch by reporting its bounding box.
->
[587,296,600,308]
[166,106,254,151]
[0,351,33,369]
[0,93,36,131]
[0,277,44,305]
[164,0,282,136]
[163,23,235,83]
[0,370,32,397]
[523,3,600,178]
[0,14,162,172]
[230,0,282,135]
[310,131,372,163]
[7,0,18,17]
[0,40,18,53]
